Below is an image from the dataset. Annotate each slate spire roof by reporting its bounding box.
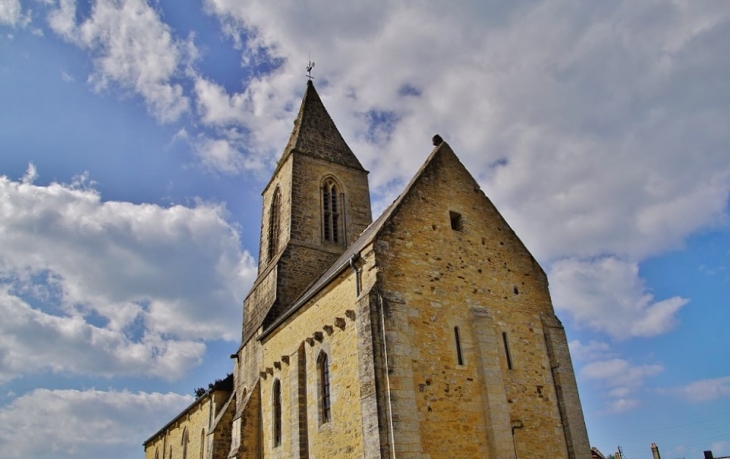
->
[281,80,365,170]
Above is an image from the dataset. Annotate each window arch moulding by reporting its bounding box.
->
[321,177,344,245]
[268,187,282,263]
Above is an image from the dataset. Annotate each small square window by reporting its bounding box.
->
[450,211,463,231]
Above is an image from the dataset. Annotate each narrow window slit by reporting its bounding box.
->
[454,326,464,366]
[272,380,282,446]
[449,211,463,231]
[502,332,513,369]
[267,188,281,262]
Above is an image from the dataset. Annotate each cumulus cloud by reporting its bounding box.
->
[47,0,194,122]
[195,1,730,345]
[191,75,302,173]
[582,358,664,389]
[0,388,193,459]
[581,358,664,413]
[0,288,204,381]
[0,168,255,380]
[0,0,22,27]
[201,1,730,246]
[550,257,688,339]
[663,375,730,402]
[194,76,250,127]
[568,340,613,362]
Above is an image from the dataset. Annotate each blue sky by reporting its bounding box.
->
[1,1,729,458]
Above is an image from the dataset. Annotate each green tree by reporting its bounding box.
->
[194,373,232,399]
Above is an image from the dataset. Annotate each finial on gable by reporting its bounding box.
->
[432,134,443,146]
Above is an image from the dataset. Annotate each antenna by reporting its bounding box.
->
[306,54,315,80]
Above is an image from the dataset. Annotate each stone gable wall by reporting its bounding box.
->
[373,146,589,458]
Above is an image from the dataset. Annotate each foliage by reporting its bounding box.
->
[194,373,232,399]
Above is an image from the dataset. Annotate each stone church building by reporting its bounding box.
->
[144,81,591,459]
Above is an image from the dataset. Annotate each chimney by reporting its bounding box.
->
[651,443,661,459]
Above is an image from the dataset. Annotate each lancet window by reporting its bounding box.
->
[268,187,281,262]
[322,179,342,243]
[318,352,331,423]
[272,380,282,447]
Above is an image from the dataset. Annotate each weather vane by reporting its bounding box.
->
[306,54,315,80]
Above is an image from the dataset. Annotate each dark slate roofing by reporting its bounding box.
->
[280,80,364,171]
[259,141,451,340]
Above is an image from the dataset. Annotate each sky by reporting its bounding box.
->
[0,0,729,458]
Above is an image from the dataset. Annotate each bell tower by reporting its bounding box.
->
[242,81,372,344]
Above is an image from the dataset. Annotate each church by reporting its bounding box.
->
[144,80,591,459]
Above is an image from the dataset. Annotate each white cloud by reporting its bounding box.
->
[191,75,301,173]
[196,3,730,343]
[48,0,194,122]
[0,0,22,27]
[0,388,193,459]
[196,136,243,174]
[0,169,256,380]
[61,70,75,82]
[581,358,663,413]
[200,0,730,249]
[604,398,641,414]
[0,0,29,28]
[568,340,613,362]
[550,257,688,339]
[582,358,664,389]
[664,375,730,402]
[0,288,204,381]
[194,76,250,127]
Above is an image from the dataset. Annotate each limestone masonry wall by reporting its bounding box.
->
[144,389,231,459]
[259,155,293,271]
[374,145,588,458]
[258,250,378,459]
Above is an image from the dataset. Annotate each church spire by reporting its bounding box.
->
[281,81,364,171]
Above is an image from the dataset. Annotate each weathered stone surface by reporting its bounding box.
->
[144,382,234,459]
[372,143,589,458]
[145,82,591,459]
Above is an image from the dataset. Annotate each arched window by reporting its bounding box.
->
[169,445,173,459]
[322,179,342,243]
[318,352,331,423]
[272,380,282,447]
[154,448,159,459]
[199,429,205,459]
[268,187,281,261]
